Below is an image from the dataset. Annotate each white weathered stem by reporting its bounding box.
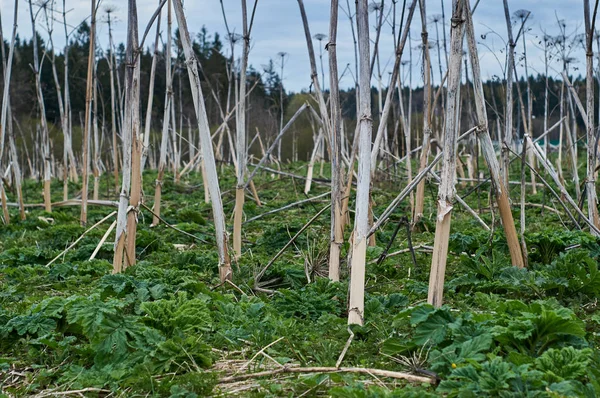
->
[413,0,434,222]
[152,0,172,226]
[233,0,253,259]
[527,135,600,235]
[90,220,117,261]
[114,0,141,273]
[584,0,600,232]
[0,2,16,164]
[348,0,372,326]
[245,191,331,225]
[42,3,68,200]
[62,0,77,187]
[141,3,162,171]
[219,366,435,385]
[562,72,588,126]
[28,0,52,213]
[464,0,524,268]
[49,212,117,267]
[370,153,442,237]
[428,171,490,231]
[173,0,231,279]
[327,0,344,281]
[304,130,322,194]
[106,9,119,191]
[370,0,417,173]
[0,2,18,223]
[427,0,466,308]
[245,103,310,186]
[502,0,515,187]
[80,0,96,225]
[297,0,330,139]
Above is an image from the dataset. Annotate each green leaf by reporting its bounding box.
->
[412,306,455,345]
[4,313,56,337]
[66,295,124,338]
[535,347,592,383]
[140,292,212,336]
[147,336,212,372]
[409,305,435,325]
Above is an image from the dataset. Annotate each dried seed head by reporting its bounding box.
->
[430,14,443,24]
[369,1,384,13]
[513,9,531,20]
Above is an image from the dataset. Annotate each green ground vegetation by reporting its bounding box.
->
[1,162,600,397]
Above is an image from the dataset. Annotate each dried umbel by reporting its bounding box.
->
[313,33,327,42]
[368,1,384,13]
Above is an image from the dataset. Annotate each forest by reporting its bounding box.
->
[1,0,600,396]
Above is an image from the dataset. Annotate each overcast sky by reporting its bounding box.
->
[0,0,590,93]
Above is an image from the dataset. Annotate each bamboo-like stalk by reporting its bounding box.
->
[432,14,445,115]
[220,366,435,384]
[327,0,343,281]
[186,117,195,167]
[370,0,417,172]
[427,0,466,308]
[245,103,310,185]
[8,117,24,221]
[114,0,141,272]
[80,0,96,225]
[277,52,287,161]
[141,1,162,172]
[0,2,18,224]
[428,171,490,231]
[398,76,412,201]
[170,91,180,181]
[502,0,516,188]
[563,110,581,201]
[245,191,330,224]
[49,212,117,268]
[92,55,100,201]
[371,2,386,166]
[173,0,231,281]
[566,82,579,189]
[233,0,254,259]
[516,10,537,195]
[584,0,600,233]
[413,0,433,223]
[558,77,566,182]
[106,8,120,191]
[542,35,550,157]
[41,3,69,201]
[122,0,172,264]
[152,0,173,227]
[464,0,525,268]
[62,0,77,189]
[27,0,52,213]
[348,0,372,326]
[304,130,323,194]
[367,0,417,249]
[341,126,360,230]
[520,135,529,266]
[527,135,600,235]
[297,0,330,138]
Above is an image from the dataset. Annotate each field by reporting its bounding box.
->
[1,164,599,397]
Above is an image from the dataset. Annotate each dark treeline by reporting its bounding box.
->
[0,24,590,163]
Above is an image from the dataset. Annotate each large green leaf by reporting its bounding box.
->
[535,347,592,383]
[411,306,455,345]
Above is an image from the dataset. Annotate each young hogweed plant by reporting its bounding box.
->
[383,342,433,373]
[292,230,329,282]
